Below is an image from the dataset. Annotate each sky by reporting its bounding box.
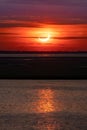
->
[0,0,87,24]
[0,0,87,52]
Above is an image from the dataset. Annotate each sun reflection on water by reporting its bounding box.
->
[37,89,54,113]
[36,88,63,114]
[37,116,61,130]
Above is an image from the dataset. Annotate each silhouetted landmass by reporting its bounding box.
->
[0,52,87,79]
[0,51,87,54]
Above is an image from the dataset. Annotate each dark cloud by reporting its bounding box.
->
[0,21,41,28]
[2,0,87,6]
[0,0,87,25]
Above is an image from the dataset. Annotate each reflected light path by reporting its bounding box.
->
[36,89,61,130]
[36,89,62,113]
[37,116,61,130]
[37,89,54,113]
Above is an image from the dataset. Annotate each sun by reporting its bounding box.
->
[38,29,52,44]
[35,27,56,44]
[38,33,51,43]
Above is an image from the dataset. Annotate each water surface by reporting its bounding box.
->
[0,80,87,129]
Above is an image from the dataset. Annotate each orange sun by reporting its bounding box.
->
[36,28,54,44]
[38,33,51,43]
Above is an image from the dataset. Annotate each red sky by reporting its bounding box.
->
[0,0,87,52]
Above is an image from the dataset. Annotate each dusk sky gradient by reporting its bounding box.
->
[0,0,87,52]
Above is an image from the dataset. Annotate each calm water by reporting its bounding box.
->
[0,80,87,130]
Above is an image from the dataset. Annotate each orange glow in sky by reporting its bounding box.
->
[0,23,87,52]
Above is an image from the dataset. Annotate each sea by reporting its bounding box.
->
[0,80,87,130]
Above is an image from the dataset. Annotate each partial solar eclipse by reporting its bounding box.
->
[38,33,51,43]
